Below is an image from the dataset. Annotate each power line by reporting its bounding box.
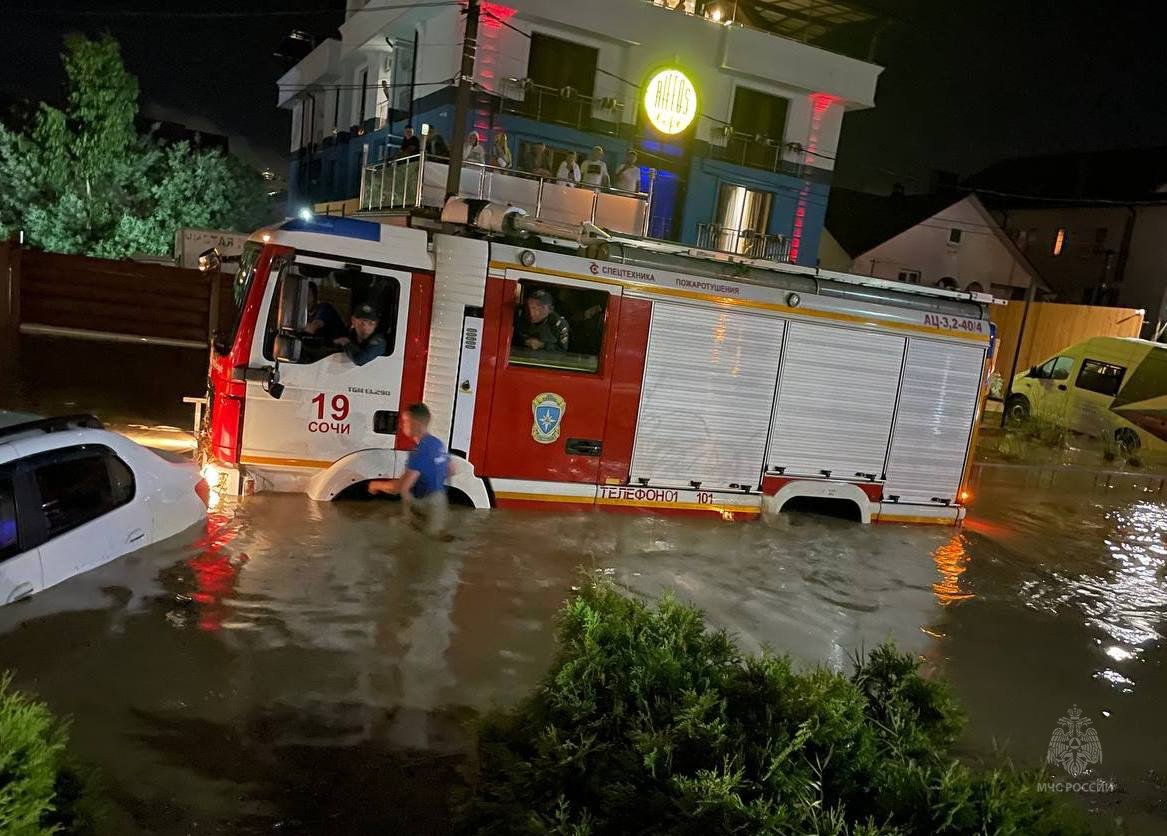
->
[962,185,1167,207]
[9,2,457,18]
[279,78,453,92]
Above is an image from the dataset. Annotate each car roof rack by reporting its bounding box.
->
[0,414,105,440]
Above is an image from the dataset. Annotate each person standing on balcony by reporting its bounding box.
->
[581,146,611,188]
[490,130,512,169]
[398,125,420,157]
[527,143,553,178]
[428,132,450,160]
[556,151,581,186]
[463,131,485,164]
[614,149,642,192]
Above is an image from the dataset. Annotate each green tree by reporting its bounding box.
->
[0,33,270,257]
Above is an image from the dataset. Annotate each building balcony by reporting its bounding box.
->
[359,153,652,237]
[497,80,629,138]
[695,222,791,262]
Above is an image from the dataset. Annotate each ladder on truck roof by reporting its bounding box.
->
[595,233,995,306]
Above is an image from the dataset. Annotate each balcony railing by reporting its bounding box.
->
[696,223,790,262]
[359,148,655,237]
[498,79,627,136]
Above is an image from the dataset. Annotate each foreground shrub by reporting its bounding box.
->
[461,579,1099,835]
[0,673,95,835]
[1,673,68,834]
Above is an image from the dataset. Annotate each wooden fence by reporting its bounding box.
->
[1,242,234,357]
[992,301,1145,380]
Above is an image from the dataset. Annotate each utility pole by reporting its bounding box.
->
[445,0,480,198]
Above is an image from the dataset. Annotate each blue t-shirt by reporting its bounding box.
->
[406,433,448,498]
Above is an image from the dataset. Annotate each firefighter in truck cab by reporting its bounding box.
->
[516,289,569,352]
[334,303,386,366]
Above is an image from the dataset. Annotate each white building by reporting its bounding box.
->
[277,0,883,265]
[835,192,1045,299]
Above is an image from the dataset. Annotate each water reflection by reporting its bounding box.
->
[0,480,1162,832]
[1016,498,1167,689]
[932,533,975,606]
[182,511,247,632]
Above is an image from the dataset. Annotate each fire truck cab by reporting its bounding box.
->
[202,205,992,525]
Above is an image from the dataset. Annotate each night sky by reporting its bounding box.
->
[3,0,1164,192]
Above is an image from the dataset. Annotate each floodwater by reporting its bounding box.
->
[0,470,1165,833]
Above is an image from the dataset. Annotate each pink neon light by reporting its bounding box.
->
[479,2,516,28]
[789,93,839,263]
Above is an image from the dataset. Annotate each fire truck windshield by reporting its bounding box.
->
[214,242,262,355]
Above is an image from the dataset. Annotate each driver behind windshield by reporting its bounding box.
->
[302,281,347,343]
[335,303,386,366]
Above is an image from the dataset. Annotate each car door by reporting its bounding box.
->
[24,445,147,590]
[1069,357,1128,437]
[239,253,415,471]
[1028,354,1075,421]
[0,467,42,605]
[480,272,621,488]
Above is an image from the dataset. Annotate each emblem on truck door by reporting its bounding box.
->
[531,392,567,444]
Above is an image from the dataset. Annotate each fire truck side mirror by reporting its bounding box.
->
[264,360,285,400]
[273,332,302,364]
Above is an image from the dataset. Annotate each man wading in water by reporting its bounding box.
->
[368,403,450,538]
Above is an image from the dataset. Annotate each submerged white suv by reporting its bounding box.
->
[0,414,208,605]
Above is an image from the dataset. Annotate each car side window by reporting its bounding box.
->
[1034,356,1072,380]
[0,475,18,561]
[1050,356,1074,381]
[1075,359,1126,397]
[27,446,135,540]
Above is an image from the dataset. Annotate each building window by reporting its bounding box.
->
[726,86,789,168]
[291,102,303,151]
[357,68,369,127]
[375,52,393,129]
[391,39,415,116]
[526,33,598,126]
[1052,227,1066,256]
[897,270,921,284]
[1076,359,1125,397]
[730,86,788,142]
[705,183,775,258]
[510,281,607,373]
[948,228,963,244]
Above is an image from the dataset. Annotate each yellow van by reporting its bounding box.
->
[1007,336,1167,453]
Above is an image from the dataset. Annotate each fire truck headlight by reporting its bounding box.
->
[201,462,222,487]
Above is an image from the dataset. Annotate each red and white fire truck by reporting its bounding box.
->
[199,200,991,525]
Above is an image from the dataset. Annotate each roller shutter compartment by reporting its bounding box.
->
[630,303,783,489]
[766,322,905,479]
[884,339,984,504]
